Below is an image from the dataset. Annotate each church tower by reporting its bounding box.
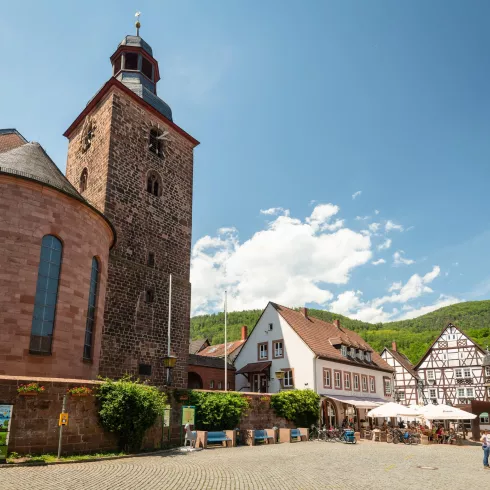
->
[64,19,199,387]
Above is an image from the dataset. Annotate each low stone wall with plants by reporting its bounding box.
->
[0,374,319,456]
[0,376,174,455]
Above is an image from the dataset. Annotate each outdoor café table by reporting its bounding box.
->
[372,429,381,441]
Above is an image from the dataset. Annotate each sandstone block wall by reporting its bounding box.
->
[65,86,197,387]
[0,177,113,379]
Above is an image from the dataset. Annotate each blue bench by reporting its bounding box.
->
[254,429,275,444]
[196,430,235,448]
[279,427,307,443]
[291,429,301,440]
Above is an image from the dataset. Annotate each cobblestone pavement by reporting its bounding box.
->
[0,441,487,490]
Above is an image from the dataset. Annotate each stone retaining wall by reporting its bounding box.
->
[0,377,293,456]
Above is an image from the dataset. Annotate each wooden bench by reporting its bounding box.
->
[196,430,236,448]
[279,428,308,443]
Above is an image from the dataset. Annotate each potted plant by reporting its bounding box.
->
[17,383,45,396]
[67,386,93,397]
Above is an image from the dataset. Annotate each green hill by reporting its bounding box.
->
[190,300,490,364]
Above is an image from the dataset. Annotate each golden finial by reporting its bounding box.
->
[135,11,141,36]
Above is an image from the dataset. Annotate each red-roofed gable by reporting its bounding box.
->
[271,303,392,373]
[199,340,246,359]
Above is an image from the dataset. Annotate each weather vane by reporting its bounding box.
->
[135,11,141,36]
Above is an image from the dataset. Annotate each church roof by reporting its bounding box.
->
[0,142,81,199]
[119,35,153,56]
[0,138,116,247]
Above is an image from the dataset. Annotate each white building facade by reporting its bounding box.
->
[234,302,393,428]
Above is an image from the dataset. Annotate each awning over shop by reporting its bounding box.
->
[236,361,272,375]
[321,394,386,409]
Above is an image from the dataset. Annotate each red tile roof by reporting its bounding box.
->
[271,303,393,373]
[385,348,419,379]
[198,340,246,358]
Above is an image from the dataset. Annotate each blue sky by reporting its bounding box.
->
[2,1,490,321]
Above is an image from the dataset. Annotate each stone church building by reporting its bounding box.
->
[0,29,199,388]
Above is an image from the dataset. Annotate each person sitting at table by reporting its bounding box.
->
[381,421,387,430]
[436,425,444,444]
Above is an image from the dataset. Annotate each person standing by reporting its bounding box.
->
[481,429,489,469]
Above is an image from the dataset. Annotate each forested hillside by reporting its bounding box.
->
[190,300,490,364]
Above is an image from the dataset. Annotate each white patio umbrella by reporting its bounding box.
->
[418,403,476,420]
[367,402,421,418]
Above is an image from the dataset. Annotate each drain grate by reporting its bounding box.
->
[417,466,438,471]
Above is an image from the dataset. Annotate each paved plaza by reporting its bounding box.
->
[0,441,487,490]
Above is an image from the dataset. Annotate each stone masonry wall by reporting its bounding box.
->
[0,376,290,455]
[0,177,113,379]
[0,376,169,455]
[0,132,25,153]
[188,365,236,391]
[65,86,197,388]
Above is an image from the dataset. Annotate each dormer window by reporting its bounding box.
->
[341,345,347,357]
[365,352,371,362]
[358,350,364,361]
[125,52,138,70]
[350,347,355,358]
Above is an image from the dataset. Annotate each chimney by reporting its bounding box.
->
[333,319,340,329]
[300,307,308,318]
[392,341,397,352]
[241,325,248,341]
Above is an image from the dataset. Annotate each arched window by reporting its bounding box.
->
[145,289,155,303]
[146,171,161,197]
[30,235,63,354]
[83,257,100,360]
[80,168,88,193]
[148,128,164,157]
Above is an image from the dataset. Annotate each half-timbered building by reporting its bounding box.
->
[414,323,489,407]
[381,341,420,406]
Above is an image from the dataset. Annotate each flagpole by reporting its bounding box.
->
[224,290,228,391]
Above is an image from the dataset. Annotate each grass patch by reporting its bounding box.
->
[7,451,127,464]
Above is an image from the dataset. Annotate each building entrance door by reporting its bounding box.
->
[252,374,267,393]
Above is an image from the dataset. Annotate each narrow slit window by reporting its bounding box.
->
[80,168,88,193]
[83,257,99,360]
[149,129,164,157]
[147,252,155,267]
[145,289,154,303]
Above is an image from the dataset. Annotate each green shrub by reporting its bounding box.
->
[188,391,249,430]
[96,377,167,452]
[270,389,320,427]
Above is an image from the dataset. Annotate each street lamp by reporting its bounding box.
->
[163,354,177,386]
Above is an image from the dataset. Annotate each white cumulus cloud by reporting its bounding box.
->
[352,191,362,200]
[329,266,446,323]
[378,238,392,251]
[191,204,372,315]
[385,220,404,232]
[372,258,386,265]
[368,222,381,233]
[260,207,290,217]
[393,250,415,266]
